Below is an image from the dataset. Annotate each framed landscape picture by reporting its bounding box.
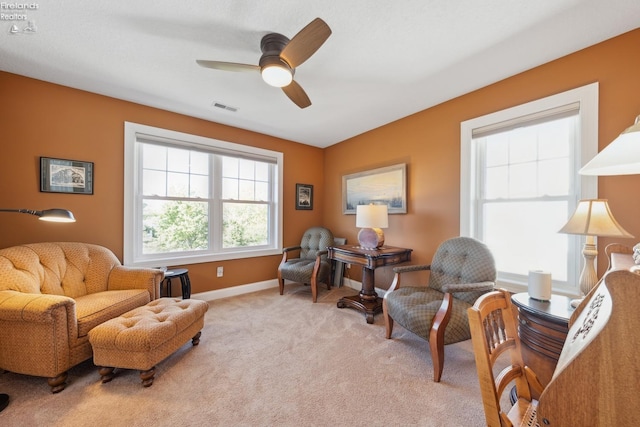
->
[40,157,94,195]
[342,163,407,214]
[295,183,313,210]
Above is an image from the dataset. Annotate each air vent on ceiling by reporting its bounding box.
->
[212,102,238,112]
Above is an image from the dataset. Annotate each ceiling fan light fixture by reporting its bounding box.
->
[261,64,293,87]
[259,55,293,88]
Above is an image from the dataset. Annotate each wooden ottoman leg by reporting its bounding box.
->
[192,331,202,346]
[99,367,116,383]
[140,367,156,387]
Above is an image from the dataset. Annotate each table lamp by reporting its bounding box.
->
[356,204,388,249]
[558,199,633,306]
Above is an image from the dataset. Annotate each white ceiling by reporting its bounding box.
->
[2,0,640,148]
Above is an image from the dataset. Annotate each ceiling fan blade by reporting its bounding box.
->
[280,18,331,68]
[282,80,311,109]
[196,60,259,73]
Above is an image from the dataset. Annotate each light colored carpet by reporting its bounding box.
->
[0,284,493,426]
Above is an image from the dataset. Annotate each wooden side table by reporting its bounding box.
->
[511,293,573,391]
[327,245,412,324]
[161,268,191,299]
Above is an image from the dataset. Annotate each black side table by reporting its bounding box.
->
[161,268,191,299]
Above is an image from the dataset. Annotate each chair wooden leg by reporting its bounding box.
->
[430,338,445,383]
[277,271,284,295]
[382,297,394,338]
[47,372,68,393]
[311,276,318,303]
[429,292,453,382]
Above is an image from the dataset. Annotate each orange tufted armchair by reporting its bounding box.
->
[0,242,163,392]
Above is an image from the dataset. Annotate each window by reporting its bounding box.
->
[124,122,283,267]
[460,83,598,295]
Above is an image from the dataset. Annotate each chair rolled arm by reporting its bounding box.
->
[441,281,494,294]
[0,290,75,323]
[108,265,165,300]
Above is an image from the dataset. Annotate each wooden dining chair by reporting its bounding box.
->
[468,289,545,427]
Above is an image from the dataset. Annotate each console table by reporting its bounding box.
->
[327,245,412,324]
[511,293,573,392]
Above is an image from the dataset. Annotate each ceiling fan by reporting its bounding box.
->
[196,18,331,109]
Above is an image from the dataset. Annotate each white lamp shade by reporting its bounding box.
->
[580,115,640,175]
[356,204,388,228]
[558,199,633,238]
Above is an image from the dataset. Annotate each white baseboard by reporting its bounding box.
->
[191,279,279,301]
[190,278,389,302]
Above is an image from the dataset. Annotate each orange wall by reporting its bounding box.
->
[324,28,640,284]
[0,73,325,294]
[2,28,639,294]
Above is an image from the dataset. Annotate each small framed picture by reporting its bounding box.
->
[295,183,313,210]
[40,157,94,195]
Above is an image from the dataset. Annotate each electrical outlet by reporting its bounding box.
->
[216,266,224,277]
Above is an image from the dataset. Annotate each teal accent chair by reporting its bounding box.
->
[382,237,496,382]
[278,227,334,302]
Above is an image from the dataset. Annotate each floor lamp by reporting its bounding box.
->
[573,114,640,306]
[0,207,76,412]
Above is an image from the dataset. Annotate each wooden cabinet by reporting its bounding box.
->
[511,293,573,390]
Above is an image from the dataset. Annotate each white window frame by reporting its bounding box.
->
[124,122,283,267]
[460,83,599,295]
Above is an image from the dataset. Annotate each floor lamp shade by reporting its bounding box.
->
[580,115,640,175]
[0,208,76,223]
[356,204,388,249]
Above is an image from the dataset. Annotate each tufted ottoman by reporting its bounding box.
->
[88,298,209,387]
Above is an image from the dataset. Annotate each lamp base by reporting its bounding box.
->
[358,228,385,249]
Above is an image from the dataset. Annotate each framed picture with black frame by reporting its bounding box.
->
[40,157,94,195]
[295,183,313,210]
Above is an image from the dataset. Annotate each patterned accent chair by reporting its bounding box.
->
[382,237,496,382]
[278,227,334,302]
